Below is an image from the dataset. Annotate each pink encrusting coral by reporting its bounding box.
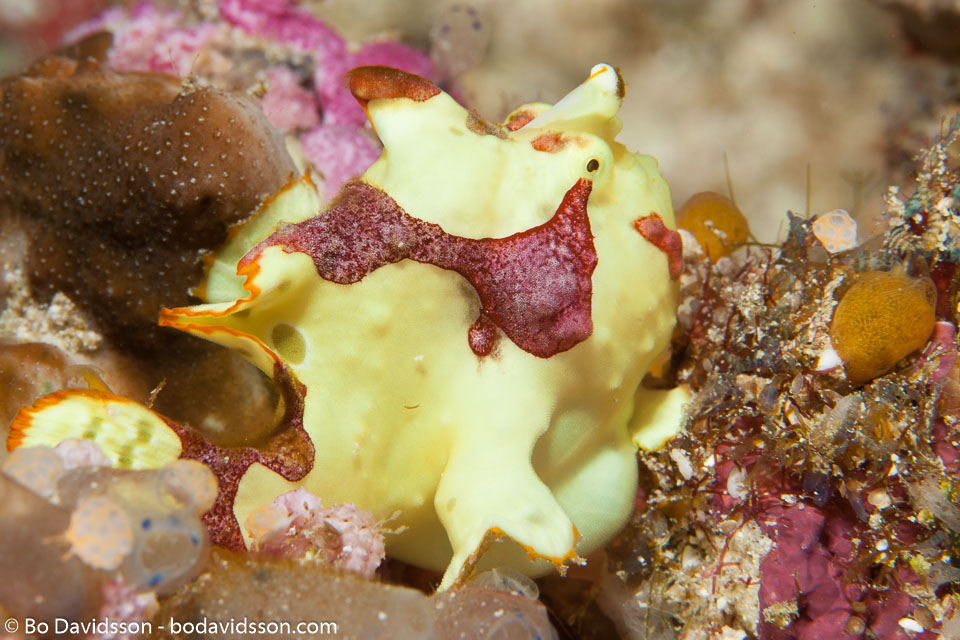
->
[67,2,221,76]
[260,65,320,133]
[66,0,436,196]
[218,0,435,185]
[299,125,380,193]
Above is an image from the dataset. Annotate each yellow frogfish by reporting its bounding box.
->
[11,64,687,589]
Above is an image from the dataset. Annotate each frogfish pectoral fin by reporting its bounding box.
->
[434,447,582,590]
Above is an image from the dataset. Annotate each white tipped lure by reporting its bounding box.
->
[522,63,624,134]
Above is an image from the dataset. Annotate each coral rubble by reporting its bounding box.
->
[588,121,960,639]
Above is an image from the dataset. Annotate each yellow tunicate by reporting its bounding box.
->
[675,191,751,261]
[830,269,937,385]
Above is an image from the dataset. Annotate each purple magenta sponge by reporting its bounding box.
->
[755,503,936,639]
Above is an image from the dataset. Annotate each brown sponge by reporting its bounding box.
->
[0,55,296,353]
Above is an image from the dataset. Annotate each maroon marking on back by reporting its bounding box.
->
[245,179,598,358]
[634,213,683,280]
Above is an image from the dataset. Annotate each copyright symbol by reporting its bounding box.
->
[4,618,18,633]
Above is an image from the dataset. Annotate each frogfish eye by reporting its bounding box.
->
[586,158,600,172]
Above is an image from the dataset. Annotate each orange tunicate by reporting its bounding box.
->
[65,495,134,571]
[674,191,752,261]
[830,269,937,385]
[812,209,858,253]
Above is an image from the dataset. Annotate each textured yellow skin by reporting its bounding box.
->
[162,64,686,588]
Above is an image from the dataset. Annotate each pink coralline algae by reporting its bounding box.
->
[704,434,938,640]
[336,40,437,125]
[68,2,220,76]
[757,505,860,639]
[926,320,958,383]
[932,419,960,473]
[300,125,379,194]
[111,7,218,76]
[724,474,937,640]
[219,0,435,187]
[69,0,437,196]
[219,0,346,61]
[927,322,960,472]
[260,65,321,133]
[219,0,435,125]
[246,488,385,579]
[757,503,937,640]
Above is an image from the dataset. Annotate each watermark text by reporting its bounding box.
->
[4,616,338,636]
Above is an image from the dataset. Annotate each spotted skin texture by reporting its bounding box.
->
[257,179,597,358]
[0,56,295,353]
[0,55,296,439]
[66,495,134,570]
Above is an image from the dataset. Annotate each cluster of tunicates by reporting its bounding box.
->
[57,457,216,594]
[0,441,216,628]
